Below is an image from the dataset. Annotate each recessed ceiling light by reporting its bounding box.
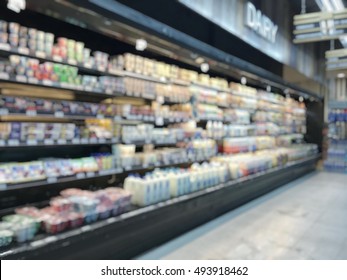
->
[241,77,247,85]
[337,72,346,78]
[200,63,209,73]
[135,39,147,51]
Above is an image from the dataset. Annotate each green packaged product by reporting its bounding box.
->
[0,230,13,247]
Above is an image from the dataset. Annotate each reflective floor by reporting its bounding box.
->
[138,172,347,260]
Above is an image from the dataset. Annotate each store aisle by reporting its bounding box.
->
[138,172,347,260]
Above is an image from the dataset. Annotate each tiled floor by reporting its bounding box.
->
[138,171,347,260]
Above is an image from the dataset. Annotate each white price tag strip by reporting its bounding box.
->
[26,139,38,146]
[36,51,46,58]
[52,55,63,62]
[18,47,30,55]
[54,111,64,118]
[26,110,37,116]
[0,184,7,190]
[76,173,86,179]
[0,72,9,80]
[42,80,53,86]
[67,58,77,65]
[16,75,27,83]
[44,139,54,145]
[0,140,5,146]
[47,177,58,184]
[28,77,38,84]
[8,139,19,146]
[0,43,10,51]
[0,108,9,115]
[57,139,67,145]
[86,172,96,177]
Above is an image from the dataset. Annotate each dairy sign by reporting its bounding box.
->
[245,2,278,43]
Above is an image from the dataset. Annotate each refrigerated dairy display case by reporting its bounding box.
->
[0,1,322,259]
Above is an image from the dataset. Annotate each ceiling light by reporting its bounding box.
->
[135,39,147,51]
[200,63,209,73]
[241,77,247,85]
[266,85,271,92]
[337,72,346,78]
[299,96,304,102]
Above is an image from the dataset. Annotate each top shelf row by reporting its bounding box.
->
[0,19,304,109]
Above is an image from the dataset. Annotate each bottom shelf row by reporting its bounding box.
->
[0,144,318,248]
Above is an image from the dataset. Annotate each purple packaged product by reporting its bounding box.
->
[9,122,21,140]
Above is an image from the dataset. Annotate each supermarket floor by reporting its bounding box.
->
[138,171,347,260]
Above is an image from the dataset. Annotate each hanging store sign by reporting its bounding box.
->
[245,2,278,43]
[293,10,347,43]
[325,48,347,76]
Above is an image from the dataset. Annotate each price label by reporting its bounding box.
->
[28,77,38,84]
[96,114,104,119]
[57,139,67,145]
[44,139,54,145]
[0,43,10,51]
[84,85,93,92]
[86,172,96,177]
[83,62,92,69]
[26,139,38,146]
[97,66,106,72]
[0,140,5,146]
[0,184,7,191]
[115,168,123,173]
[142,164,148,168]
[81,225,91,232]
[125,166,132,171]
[16,75,27,83]
[72,139,80,144]
[0,108,9,116]
[169,118,174,123]
[47,177,58,183]
[81,138,89,144]
[99,138,106,144]
[18,47,30,55]
[54,111,64,118]
[52,55,63,62]
[155,117,164,126]
[105,88,113,95]
[67,58,77,65]
[36,51,46,58]
[90,138,97,144]
[76,173,86,179]
[42,80,53,86]
[8,139,19,146]
[26,110,37,116]
[0,72,9,80]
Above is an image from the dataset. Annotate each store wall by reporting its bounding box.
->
[179,0,325,85]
